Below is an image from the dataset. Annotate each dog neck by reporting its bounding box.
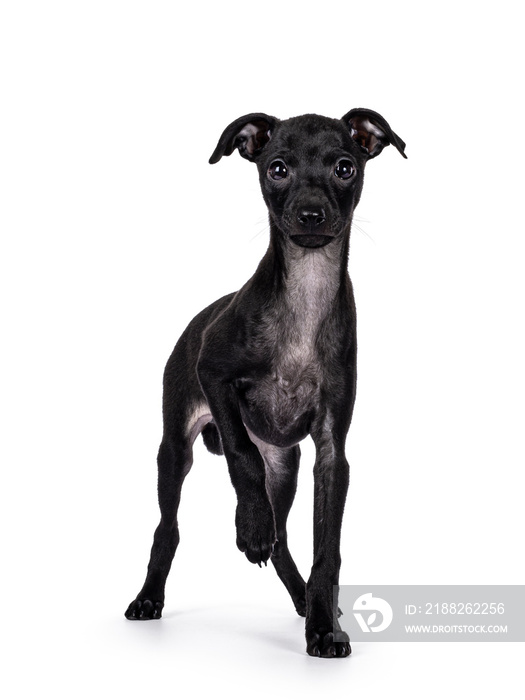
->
[266,220,351,309]
[247,221,353,356]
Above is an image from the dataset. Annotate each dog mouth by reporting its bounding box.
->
[289,233,335,248]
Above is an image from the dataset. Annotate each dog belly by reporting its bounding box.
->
[238,373,318,448]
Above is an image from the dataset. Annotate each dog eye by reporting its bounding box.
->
[334,160,355,180]
[268,160,288,180]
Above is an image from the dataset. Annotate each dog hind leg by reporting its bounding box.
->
[124,433,193,620]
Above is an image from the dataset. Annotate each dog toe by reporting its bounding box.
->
[124,598,163,620]
[235,501,276,566]
[306,629,351,658]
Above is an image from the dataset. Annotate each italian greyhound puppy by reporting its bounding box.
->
[125,108,406,657]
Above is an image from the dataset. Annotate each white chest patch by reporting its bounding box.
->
[274,247,339,371]
[242,248,340,437]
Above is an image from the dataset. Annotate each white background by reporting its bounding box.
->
[1,1,524,697]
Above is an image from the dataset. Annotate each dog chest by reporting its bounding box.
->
[238,361,320,447]
[236,251,340,445]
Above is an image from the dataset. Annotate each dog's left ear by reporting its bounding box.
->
[342,108,407,160]
[209,113,279,164]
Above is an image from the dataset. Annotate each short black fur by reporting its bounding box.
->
[125,108,406,658]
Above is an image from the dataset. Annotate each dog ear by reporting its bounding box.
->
[342,108,407,160]
[209,113,279,164]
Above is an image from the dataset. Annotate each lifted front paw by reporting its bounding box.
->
[306,629,351,658]
[235,501,276,566]
[124,598,163,620]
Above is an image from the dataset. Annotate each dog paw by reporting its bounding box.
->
[306,629,351,658]
[124,598,163,620]
[235,501,276,566]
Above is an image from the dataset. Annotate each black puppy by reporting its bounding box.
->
[125,109,406,657]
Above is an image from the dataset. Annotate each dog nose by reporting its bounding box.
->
[297,207,326,232]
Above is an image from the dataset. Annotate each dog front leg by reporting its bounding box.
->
[305,424,351,658]
[197,365,276,566]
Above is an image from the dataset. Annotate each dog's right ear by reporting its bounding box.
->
[209,113,279,164]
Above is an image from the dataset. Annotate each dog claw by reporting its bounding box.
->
[235,501,276,567]
[124,598,164,621]
[306,630,351,658]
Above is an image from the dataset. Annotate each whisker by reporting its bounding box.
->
[352,219,375,244]
[250,217,269,241]
[249,215,375,244]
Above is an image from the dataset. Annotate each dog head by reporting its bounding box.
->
[210,109,406,248]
